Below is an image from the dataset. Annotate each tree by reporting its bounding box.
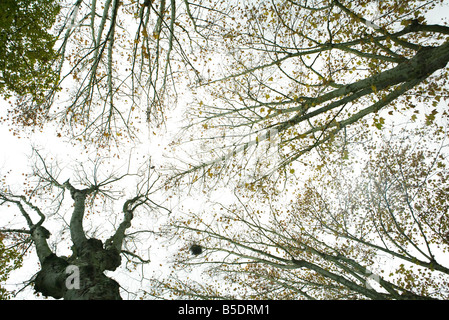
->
[172,0,449,183]
[1,0,449,300]
[0,0,61,122]
[0,151,159,299]
[4,1,448,168]
[150,126,449,300]
[0,0,225,300]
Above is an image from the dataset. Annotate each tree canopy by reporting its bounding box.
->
[0,0,448,300]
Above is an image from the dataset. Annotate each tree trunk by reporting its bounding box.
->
[34,238,122,300]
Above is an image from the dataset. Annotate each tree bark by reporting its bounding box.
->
[34,237,122,300]
[32,182,127,300]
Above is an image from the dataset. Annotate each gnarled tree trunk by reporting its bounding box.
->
[34,238,122,300]
[22,180,141,300]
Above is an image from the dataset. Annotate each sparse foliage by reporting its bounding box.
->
[0,233,26,299]
[1,0,449,300]
[0,0,61,123]
[152,126,449,300]
[0,151,161,299]
[173,0,449,183]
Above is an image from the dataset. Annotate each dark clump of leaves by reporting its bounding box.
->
[190,244,203,255]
